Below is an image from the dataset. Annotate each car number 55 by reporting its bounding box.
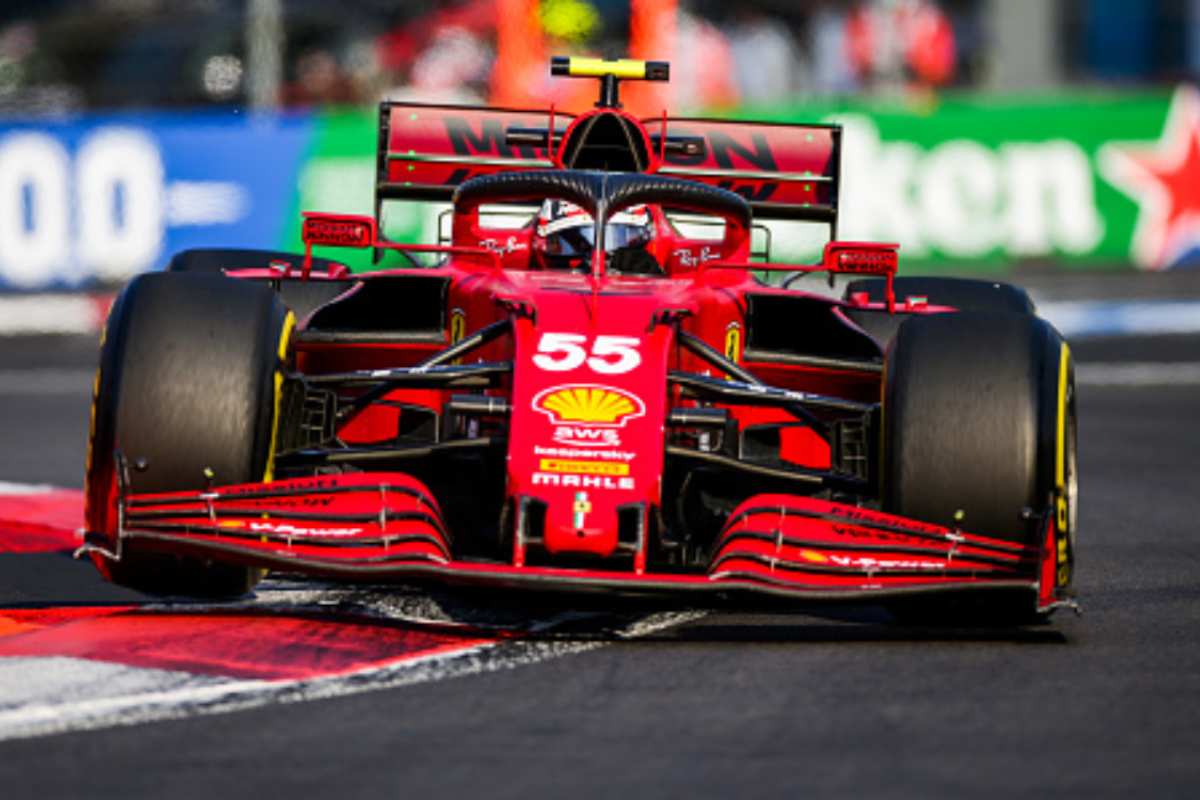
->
[533,333,642,374]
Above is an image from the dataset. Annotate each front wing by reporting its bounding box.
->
[81,473,1067,613]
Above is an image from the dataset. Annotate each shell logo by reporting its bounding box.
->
[532,384,645,427]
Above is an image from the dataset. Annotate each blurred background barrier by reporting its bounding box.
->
[0,112,312,290]
[3,0,1200,290]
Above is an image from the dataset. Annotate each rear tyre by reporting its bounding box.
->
[85,272,293,597]
[881,311,1075,624]
[845,276,1035,314]
[167,248,361,321]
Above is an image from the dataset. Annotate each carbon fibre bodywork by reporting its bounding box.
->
[82,60,1076,617]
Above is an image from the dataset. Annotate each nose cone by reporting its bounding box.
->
[533,470,634,556]
[522,383,652,558]
[504,282,672,562]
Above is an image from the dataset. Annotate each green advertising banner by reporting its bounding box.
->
[287,87,1199,273]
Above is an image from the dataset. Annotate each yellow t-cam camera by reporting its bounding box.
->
[550,56,669,82]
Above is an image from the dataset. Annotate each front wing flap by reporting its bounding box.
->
[101,473,453,567]
[87,474,1059,611]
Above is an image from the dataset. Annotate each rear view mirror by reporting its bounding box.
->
[302,213,377,249]
[822,241,898,276]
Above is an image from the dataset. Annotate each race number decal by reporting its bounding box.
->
[587,336,641,374]
[533,333,641,374]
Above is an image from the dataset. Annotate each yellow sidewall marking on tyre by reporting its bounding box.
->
[878,358,888,501]
[1055,340,1072,587]
[257,309,295,570]
[1056,341,1070,491]
[83,312,112,516]
[263,311,295,485]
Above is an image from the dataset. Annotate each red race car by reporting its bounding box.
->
[81,58,1077,622]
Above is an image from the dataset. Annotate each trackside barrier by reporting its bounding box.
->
[0,87,1195,292]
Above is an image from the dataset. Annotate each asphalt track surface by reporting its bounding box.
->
[0,271,1198,797]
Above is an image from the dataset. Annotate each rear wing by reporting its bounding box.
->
[647,117,840,227]
[376,102,574,205]
[375,102,841,237]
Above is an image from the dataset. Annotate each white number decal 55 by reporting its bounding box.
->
[532,333,642,374]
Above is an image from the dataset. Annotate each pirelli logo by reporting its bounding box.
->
[538,459,630,477]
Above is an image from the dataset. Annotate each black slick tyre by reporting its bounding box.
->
[167,248,357,320]
[881,311,1076,623]
[84,272,293,597]
[167,247,342,275]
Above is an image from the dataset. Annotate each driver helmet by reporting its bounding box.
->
[532,200,653,271]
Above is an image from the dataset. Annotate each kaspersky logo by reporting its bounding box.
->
[532,384,645,427]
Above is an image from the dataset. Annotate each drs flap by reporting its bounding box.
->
[377,102,575,202]
[646,117,840,223]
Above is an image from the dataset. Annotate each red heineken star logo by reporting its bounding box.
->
[1100,86,1200,269]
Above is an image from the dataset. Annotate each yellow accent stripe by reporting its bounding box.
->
[263,311,296,485]
[83,312,112,505]
[878,358,887,502]
[1055,341,1070,489]
[256,309,295,571]
[277,311,295,362]
[567,57,647,79]
[538,459,629,476]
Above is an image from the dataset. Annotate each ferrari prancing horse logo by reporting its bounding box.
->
[449,308,466,365]
[725,322,742,363]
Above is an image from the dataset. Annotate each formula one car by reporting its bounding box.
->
[81,58,1077,622]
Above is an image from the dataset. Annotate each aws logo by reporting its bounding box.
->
[532,384,645,427]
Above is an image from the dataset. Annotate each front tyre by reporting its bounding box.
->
[84,273,293,597]
[882,311,1076,623]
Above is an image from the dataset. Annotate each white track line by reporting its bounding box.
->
[0,599,703,742]
[0,641,498,741]
[1039,299,1200,339]
[0,657,230,715]
[0,481,57,495]
[0,368,94,395]
[1075,361,1200,386]
[0,295,105,336]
